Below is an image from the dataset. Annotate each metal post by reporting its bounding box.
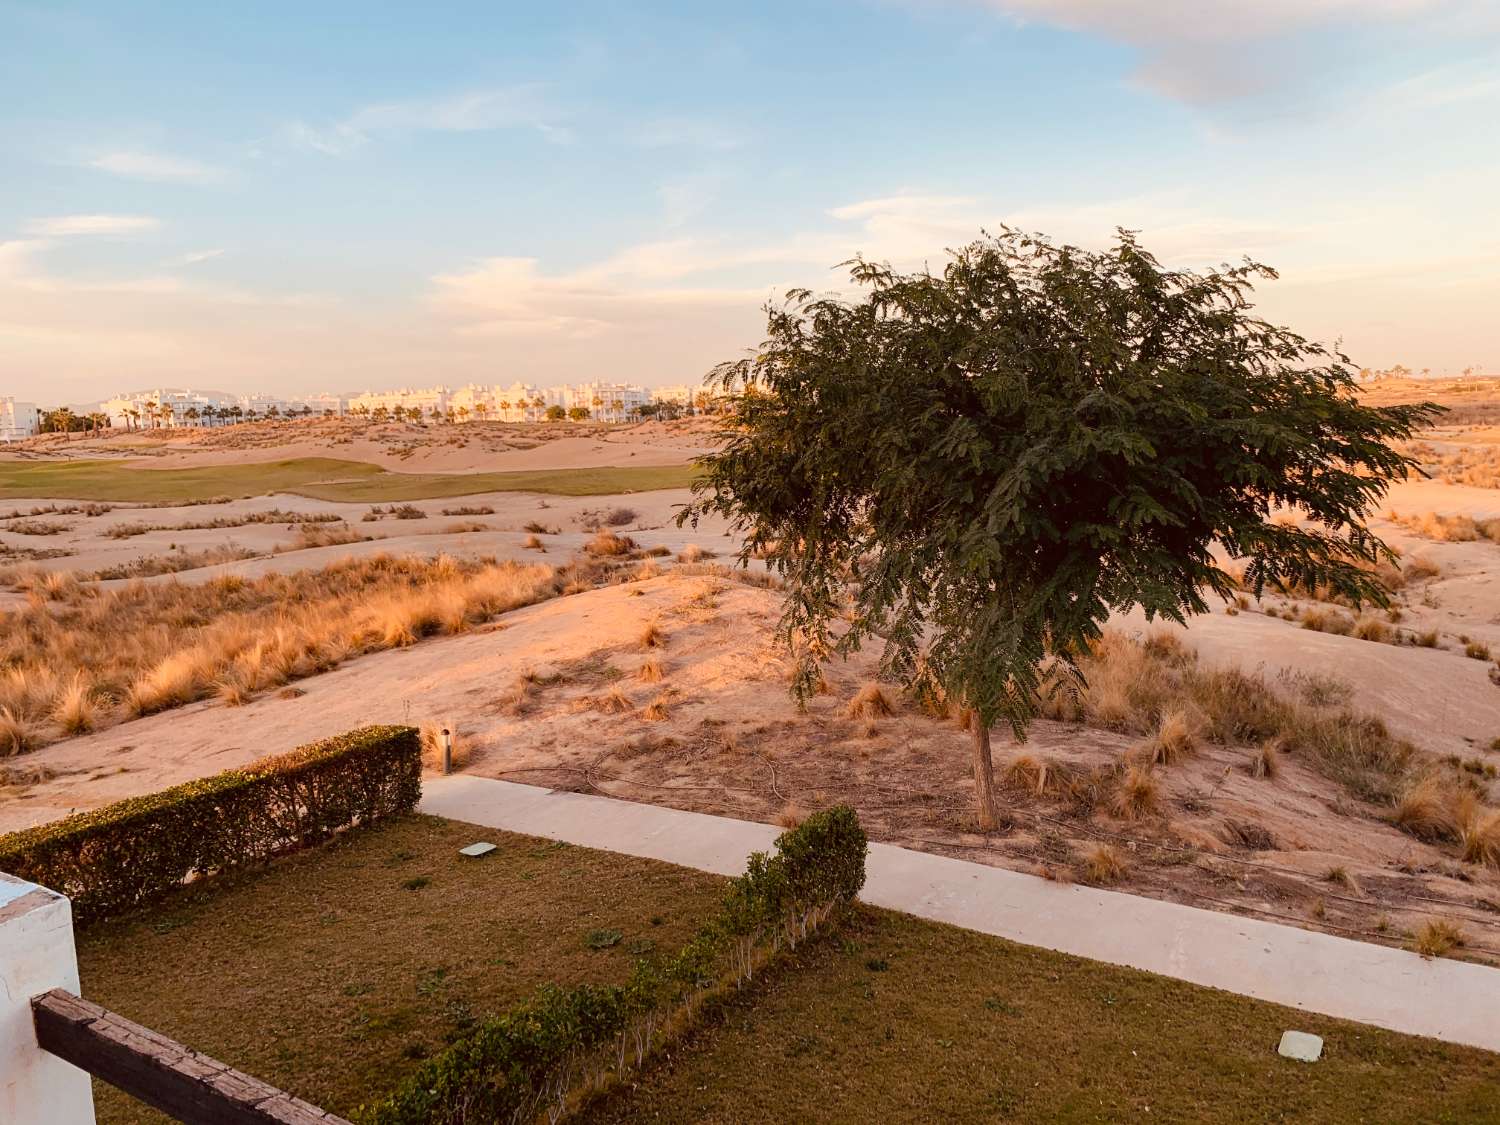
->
[440,728,452,775]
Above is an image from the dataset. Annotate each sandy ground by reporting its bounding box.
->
[4,570,1497,963]
[4,394,1500,961]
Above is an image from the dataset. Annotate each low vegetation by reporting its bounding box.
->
[83,543,259,580]
[0,554,563,751]
[0,726,419,923]
[577,905,1500,1124]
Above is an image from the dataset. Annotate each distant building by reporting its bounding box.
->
[99,389,231,430]
[347,386,450,420]
[0,396,40,442]
[565,381,651,422]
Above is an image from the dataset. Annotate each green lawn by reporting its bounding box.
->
[76,815,726,1122]
[0,457,696,502]
[578,905,1500,1124]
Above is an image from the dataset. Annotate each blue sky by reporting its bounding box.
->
[2,1,1498,403]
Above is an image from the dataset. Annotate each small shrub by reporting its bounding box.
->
[1393,776,1460,842]
[845,683,894,720]
[638,657,664,683]
[441,505,494,516]
[642,693,670,722]
[0,726,420,924]
[5,519,70,536]
[523,534,544,550]
[522,521,558,535]
[1082,843,1127,885]
[1410,918,1466,959]
[639,622,666,649]
[1111,765,1160,821]
[1145,708,1198,765]
[1465,641,1492,661]
[677,544,717,563]
[1250,738,1281,780]
[586,529,638,557]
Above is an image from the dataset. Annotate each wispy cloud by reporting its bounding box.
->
[87,149,223,183]
[24,214,161,237]
[164,248,226,267]
[941,0,1495,103]
[287,85,571,155]
[628,116,743,152]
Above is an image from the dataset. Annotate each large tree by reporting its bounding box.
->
[680,229,1439,827]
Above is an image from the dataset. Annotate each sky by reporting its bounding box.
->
[2,0,1498,405]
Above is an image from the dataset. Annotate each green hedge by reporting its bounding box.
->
[358,805,868,1125]
[0,725,420,925]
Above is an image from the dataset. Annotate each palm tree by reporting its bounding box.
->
[475,402,490,423]
[611,398,624,422]
[457,405,470,424]
[184,406,201,427]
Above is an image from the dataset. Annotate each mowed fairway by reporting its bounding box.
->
[0,457,696,503]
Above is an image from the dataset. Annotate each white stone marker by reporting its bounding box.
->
[0,873,96,1124]
[1277,1030,1324,1062]
[458,842,497,857]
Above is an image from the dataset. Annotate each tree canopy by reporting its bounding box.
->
[679,228,1440,825]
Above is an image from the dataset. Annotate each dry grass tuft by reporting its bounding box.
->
[1324,865,1362,894]
[845,683,895,720]
[641,693,671,722]
[1082,843,1128,885]
[638,657,664,684]
[1250,738,1282,780]
[1003,753,1051,796]
[639,622,666,650]
[0,706,42,756]
[1393,776,1461,842]
[50,672,101,735]
[1410,918,1466,959]
[676,544,717,563]
[1145,708,1198,765]
[1457,803,1500,869]
[1111,765,1161,821]
[597,687,634,714]
[775,802,806,829]
[586,529,638,557]
[523,534,545,551]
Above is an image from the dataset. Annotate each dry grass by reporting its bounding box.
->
[1458,803,1500,870]
[638,657,664,684]
[586,529,638,557]
[5,518,70,536]
[523,534,545,550]
[639,622,666,650]
[1403,555,1442,582]
[88,543,261,580]
[1410,918,1467,959]
[641,693,671,722]
[0,554,562,746]
[1111,765,1161,821]
[845,683,895,720]
[1250,738,1281,780]
[1144,708,1198,765]
[1393,777,1461,842]
[1040,629,1422,806]
[597,687,634,714]
[281,521,366,550]
[1390,510,1500,543]
[1464,640,1493,661]
[1082,843,1128,885]
[676,544,717,563]
[775,801,806,829]
[1299,605,1355,636]
[0,705,42,757]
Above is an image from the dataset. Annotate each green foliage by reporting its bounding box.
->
[0,725,420,925]
[682,228,1441,737]
[359,806,867,1125]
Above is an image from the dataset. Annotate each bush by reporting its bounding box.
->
[359,806,867,1125]
[0,725,419,924]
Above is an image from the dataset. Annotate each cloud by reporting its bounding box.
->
[942,0,1492,102]
[23,215,161,237]
[164,249,226,267]
[88,150,222,183]
[628,117,743,152]
[287,85,571,155]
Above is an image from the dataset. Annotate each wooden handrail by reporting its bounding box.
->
[31,989,349,1125]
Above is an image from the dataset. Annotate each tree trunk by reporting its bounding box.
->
[970,718,999,830]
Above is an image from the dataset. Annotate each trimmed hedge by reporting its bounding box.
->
[358,805,868,1125]
[0,725,420,925]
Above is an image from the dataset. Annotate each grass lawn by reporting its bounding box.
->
[0,457,696,502]
[579,906,1500,1125]
[76,814,726,1122]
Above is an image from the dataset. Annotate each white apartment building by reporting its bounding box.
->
[0,396,39,441]
[564,381,651,422]
[347,386,450,419]
[100,388,232,430]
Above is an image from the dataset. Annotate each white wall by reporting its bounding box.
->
[0,874,96,1125]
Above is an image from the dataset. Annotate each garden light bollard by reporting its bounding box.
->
[441,728,452,775]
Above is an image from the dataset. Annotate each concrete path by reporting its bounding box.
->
[421,774,1500,1054]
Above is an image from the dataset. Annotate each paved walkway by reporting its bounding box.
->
[421,774,1500,1054]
